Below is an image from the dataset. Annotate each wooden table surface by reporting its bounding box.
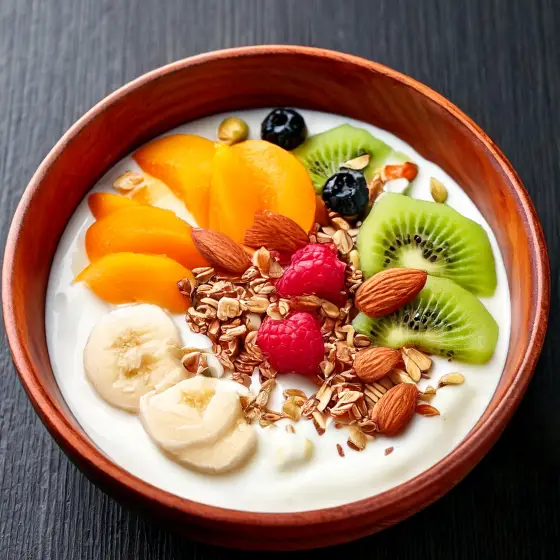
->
[1,0,558,557]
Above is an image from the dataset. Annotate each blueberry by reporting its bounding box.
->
[322,170,368,216]
[261,108,307,150]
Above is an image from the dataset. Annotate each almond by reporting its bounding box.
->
[244,210,309,252]
[191,228,251,273]
[355,268,427,317]
[354,346,402,383]
[370,383,418,436]
[381,162,419,182]
[415,404,440,417]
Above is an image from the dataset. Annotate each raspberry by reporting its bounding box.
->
[276,243,346,303]
[257,312,324,375]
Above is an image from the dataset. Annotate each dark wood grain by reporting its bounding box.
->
[0,0,558,558]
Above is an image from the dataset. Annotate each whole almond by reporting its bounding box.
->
[354,346,402,383]
[355,268,427,317]
[371,383,418,436]
[244,210,309,252]
[191,228,251,273]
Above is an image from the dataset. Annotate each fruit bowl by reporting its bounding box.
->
[2,46,549,550]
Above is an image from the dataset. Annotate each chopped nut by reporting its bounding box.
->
[321,300,340,319]
[389,369,416,385]
[349,249,360,270]
[331,217,351,230]
[342,153,370,170]
[312,411,327,435]
[402,347,432,372]
[347,426,367,451]
[285,424,296,434]
[416,404,440,416]
[438,373,465,388]
[385,447,394,456]
[336,443,345,457]
[282,400,301,421]
[332,229,354,255]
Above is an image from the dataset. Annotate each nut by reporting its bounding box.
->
[402,347,432,373]
[438,372,465,388]
[370,383,418,436]
[191,228,251,273]
[415,404,440,416]
[332,229,353,255]
[430,177,448,203]
[354,346,402,383]
[244,210,309,252]
[342,153,370,170]
[355,268,427,317]
[217,116,249,145]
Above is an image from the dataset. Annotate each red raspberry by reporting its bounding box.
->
[257,312,324,375]
[276,243,346,303]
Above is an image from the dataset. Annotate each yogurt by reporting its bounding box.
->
[45,109,511,512]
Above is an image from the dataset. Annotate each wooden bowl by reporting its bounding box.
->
[2,46,549,550]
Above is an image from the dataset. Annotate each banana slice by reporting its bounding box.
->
[139,376,241,451]
[174,420,257,475]
[83,304,185,412]
[140,376,257,474]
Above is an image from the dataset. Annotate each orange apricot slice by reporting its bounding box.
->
[208,144,263,243]
[85,205,208,269]
[76,252,192,313]
[133,134,215,227]
[232,140,316,233]
[88,192,140,220]
[208,140,316,243]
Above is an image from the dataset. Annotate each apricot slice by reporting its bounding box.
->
[88,192,140,219]
[85,205,208,269]
[76,252,192,313]
[208,140,316,243]
[232,140,316,233]
[208,144,263,242]
[133,134,215,227]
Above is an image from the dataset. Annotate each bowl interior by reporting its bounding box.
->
[2,47,549,547]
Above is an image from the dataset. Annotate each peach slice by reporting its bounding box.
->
[76,252,192,313]
[133,134,215,227]
[208,140,316,243]
[88,192,140,219]
[208,144,263,243]
[85,205,208,269]
[232,140,316,233]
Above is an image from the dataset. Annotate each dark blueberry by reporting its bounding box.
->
[321,170,369,216]
[261,108,307,150]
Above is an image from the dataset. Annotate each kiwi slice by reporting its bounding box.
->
[293,124,394,193]
[357,193,497,296]
[353,275,498,363]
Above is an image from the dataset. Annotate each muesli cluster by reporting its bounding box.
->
[181,199,465,453]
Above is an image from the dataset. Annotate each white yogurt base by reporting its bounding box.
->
[45,109,511,513]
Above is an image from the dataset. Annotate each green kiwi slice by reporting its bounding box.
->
[353,275,498,363]
[357,193,497,296]
[293,124,395,193]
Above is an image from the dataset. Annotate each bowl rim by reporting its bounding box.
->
[2,45,550,528]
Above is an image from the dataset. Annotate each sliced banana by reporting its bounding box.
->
[175,420,257,475]
[140,376,257,474]
[139,376,241,451]
[83,304,185,412]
